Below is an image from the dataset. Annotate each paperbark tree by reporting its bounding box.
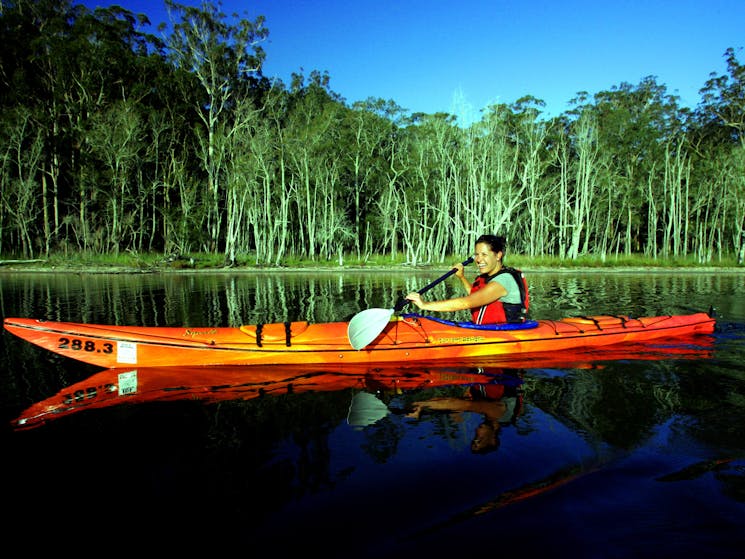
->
[698,47,745,262]
[87,100,144,255]
[511,96,555,257]
[470,104,521,248]
[346,98,403,260]
[164,0,267,254]
[566,108,599,260]
[0,108,44,257]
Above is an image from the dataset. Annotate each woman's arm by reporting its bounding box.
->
[406,281,506,312]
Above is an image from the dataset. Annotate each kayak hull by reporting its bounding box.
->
[3,311,716,369]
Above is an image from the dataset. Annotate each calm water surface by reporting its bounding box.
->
[2,270,744,557]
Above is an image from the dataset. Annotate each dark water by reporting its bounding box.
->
[2,270,745,557]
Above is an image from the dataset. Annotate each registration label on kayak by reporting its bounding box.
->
[117,341,137,364]
[118,370,138,395]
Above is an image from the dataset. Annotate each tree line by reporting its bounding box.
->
[1,0,743,266]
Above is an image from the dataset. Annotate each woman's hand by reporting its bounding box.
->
[453,261,472,293]
[406,292,425,309]
[453,262,466,278]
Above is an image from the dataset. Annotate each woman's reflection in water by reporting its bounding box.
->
[406,370,523,454]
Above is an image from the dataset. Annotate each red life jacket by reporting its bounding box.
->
[470,267,529,324]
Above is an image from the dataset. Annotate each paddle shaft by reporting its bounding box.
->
[393,256,474,312]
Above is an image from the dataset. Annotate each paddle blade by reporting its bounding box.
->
[347,307,394,350]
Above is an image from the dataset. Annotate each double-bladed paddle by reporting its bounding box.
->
[347,256,474,350]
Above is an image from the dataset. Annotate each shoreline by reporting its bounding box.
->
[1,262,742,274]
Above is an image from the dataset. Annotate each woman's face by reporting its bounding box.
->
[473,242,502,275]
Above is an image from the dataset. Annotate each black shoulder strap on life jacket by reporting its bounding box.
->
[495,266,527,309]
[481,267,529,322]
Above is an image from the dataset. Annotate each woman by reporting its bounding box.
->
[406,234,526,324]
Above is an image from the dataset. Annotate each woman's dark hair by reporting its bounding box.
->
[475,234,506,254]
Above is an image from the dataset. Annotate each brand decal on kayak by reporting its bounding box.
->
[183,328,218,338]
[436,336,486,344]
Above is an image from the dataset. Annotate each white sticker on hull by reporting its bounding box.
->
[117,341,137,364]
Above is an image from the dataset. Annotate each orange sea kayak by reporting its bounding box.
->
[3,311,716,369]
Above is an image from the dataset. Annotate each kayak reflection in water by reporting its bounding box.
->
[406,372,523,454]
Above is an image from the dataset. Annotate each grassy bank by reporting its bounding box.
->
[1,251,742,272]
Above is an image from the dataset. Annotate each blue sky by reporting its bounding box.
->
[83,0,744,123]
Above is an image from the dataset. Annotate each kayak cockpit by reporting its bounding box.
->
[400,313,540,331]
